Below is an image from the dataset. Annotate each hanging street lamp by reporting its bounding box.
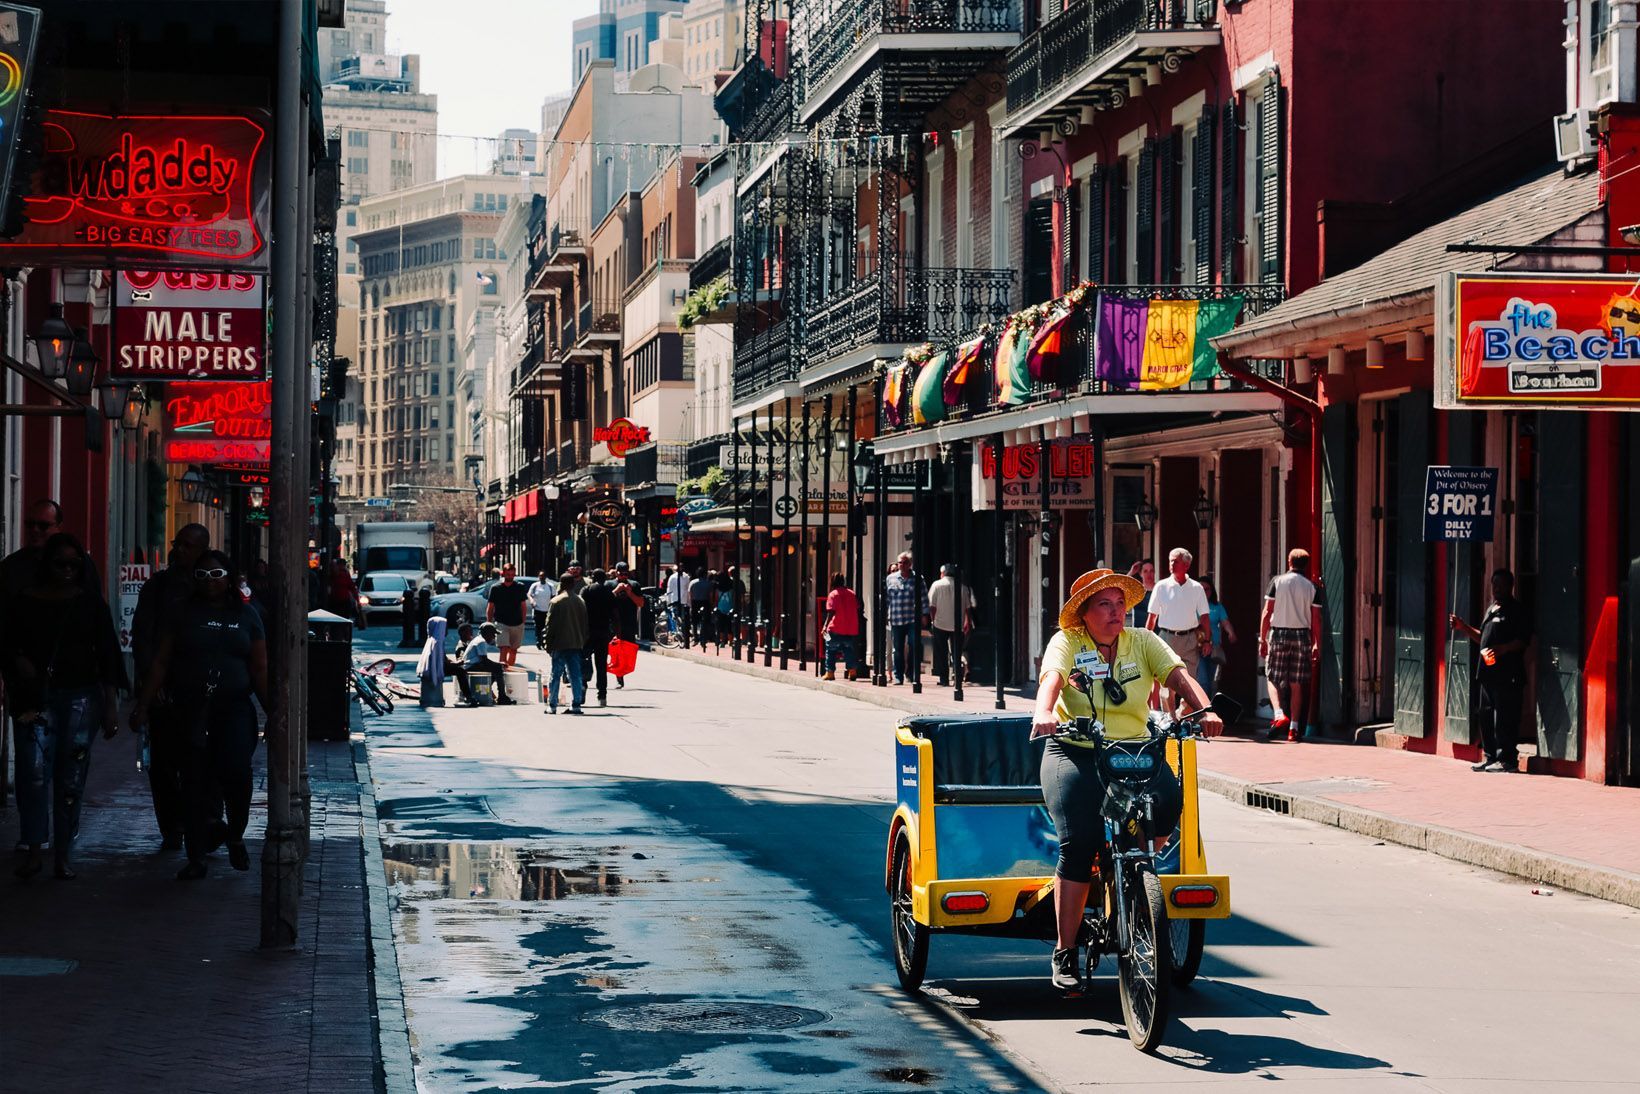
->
[33,302,75,379]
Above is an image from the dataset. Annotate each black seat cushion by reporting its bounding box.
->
[904,715,1043,802]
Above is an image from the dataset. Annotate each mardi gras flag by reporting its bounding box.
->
[1095,294,1244,390]
[1028,306,1076,384]
[883,362,909,426]
[946,334,985,405]
[911,349,950,426]
[994,320,1033,405]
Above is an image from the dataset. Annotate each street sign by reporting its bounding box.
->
[1422,465,1498,542]
[365,497,394,508]
[774,493,798,520]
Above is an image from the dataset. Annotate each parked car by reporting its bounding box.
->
[433,571,462,594]
[429,579,497,628]
[357,573,411,625]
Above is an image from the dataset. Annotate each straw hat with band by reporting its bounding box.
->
[1057,568,1146,634]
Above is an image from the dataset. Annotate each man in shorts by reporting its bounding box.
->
[485,564,531,669]
[1258,548,1324,742]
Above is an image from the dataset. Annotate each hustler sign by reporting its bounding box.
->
[1437,272,1640,409]
[111,270,265,381]
[0,110,269,269]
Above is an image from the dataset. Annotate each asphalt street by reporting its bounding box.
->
[357,631,1640,1092]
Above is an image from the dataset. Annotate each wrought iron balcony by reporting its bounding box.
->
[795,0,1021,123]
[576,293,622,346]
[1002,0,1218,137]
[691,237,732,292]
[805,266,1015,370]
[688,433,732,481]
[733,319,796,402]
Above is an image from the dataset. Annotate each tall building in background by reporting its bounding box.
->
[681,0,740,93]
[572,0,689,86]
[492,127,540,176]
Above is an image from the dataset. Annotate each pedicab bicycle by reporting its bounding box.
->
[885,568,1237,1053]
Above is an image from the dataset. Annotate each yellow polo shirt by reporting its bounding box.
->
[1039,627,1183,741]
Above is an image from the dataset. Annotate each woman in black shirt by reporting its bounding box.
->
[0,533,121,880]
[134,551,269,879]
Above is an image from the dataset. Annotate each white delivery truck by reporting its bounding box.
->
[355,521,436,588]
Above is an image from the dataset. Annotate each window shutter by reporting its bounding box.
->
[1192,105,1215,284]
[1256,82,1285,285]
[1136,138,1156,284]
[1108,157,1126,281]
[1061,179,1075,287]
[1086,166,1106,284]
[1158,130,1179,284]
[1220,99,1237,284]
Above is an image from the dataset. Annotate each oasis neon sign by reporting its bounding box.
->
[0,111,268,269]
[111,269,266,381]
[163,380,272,464]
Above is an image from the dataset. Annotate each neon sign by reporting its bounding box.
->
[0,111,269,270]
[163,380,272,465]
[593,417,651,457]
[111,269,266,380]
[0,5,39,218]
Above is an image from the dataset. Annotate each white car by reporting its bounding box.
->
[357,573,411,625]
[429,579,497,628]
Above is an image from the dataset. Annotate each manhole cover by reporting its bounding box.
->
[588,1001,828,1033]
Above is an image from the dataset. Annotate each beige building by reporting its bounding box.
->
[681,0,740,93]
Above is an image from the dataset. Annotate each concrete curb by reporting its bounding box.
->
[1196,769,1640,910]
[660,645,1640,911]
[352,720,418,1094]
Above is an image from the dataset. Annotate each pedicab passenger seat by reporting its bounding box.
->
[904,715,1044,804]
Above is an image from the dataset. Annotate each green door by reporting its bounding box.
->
[1443,412,1484,745]
[1535,413,1582,761]
[1320,404,1353,728]
[1394,394,1431,738]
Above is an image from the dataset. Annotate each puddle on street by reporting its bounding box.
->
[384,841,642,901]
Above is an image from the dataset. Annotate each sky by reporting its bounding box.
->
[384,0,593,177]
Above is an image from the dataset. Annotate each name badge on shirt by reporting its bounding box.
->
[1073,649,1108,679]
[1117,661,1142,685]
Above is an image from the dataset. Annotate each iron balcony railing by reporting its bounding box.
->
[744,71,795,144]
[733,319,796,402]
[796,0,1021,109]
[692,237,732,292]
[576,294,623,343]
[549,219,588,258]
[688,432,732,480]
[1006,0,1216,118]
[805,266,1016,367]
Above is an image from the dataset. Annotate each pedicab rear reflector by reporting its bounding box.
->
[1169,885,1219,908]
[941,891,990,914]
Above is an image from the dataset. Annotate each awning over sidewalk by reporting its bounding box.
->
[1213,166,1603,360]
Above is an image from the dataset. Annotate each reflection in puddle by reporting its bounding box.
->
[384,841,631,901]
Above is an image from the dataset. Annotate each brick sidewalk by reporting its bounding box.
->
[0,727,380,1093]
[659,641,1640,908]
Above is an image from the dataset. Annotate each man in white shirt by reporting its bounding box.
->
[662,565,689,643]
[527,571,557,651]
[927,564,976,687]
[1259,547,1324,741]
[1146,547,1211,708]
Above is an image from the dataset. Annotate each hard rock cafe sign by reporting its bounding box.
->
[593,417,650,458]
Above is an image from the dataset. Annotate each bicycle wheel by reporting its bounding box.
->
[890,833,929,992]
[655,621,681,649]
[352,670,387,716]
[1168,917,1205,987]
[1117,865,1171,1053]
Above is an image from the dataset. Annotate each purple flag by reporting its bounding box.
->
[1095,295,1148,389]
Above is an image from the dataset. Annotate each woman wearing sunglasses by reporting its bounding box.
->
[1031,568,1222,993]
[133,550,269,880]
[0,533,122,880]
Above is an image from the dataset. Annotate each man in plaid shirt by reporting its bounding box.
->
[885,551,929,685]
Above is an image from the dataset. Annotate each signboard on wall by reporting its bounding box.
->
[1422,465,1498,542]
[1437,272,1640,409]
[116,563,149,652]
[162,379,272,465]
[593,417,650,458]
[110,269,266,380]
[971,441,1097,510]
[0,5,41,217]
[0,110,270,269]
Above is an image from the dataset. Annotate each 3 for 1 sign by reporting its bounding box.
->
[1423,466,1499,542]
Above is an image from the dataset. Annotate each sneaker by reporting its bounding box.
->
[1051,947,1082,993]
[547,707,557,715]
[1287,726,1299,743]
[1489,761,1517,773]
[822,672,835,681]
[616,678,625,689]
[569,707,585,716]
[1472,759,1498,772]
[846,669,858,681]
[497,694,516,706]
[1271,714,1290,732]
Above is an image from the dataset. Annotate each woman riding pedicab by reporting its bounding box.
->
[1031,568,1222,994]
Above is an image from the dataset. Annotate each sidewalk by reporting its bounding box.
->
[0,722,384,1093]
[657,641,1640,910]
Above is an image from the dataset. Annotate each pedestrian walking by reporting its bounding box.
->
[527,571,556,651]
[543,574,589,715]
[130,523,211,851]
[609,564,643,689]
[1195,577,1236,695]
[927,563,975,688]
[1126,559,1157,628]
[1450,568,1531,773]
[689,568,714,646]
[416,582,432,643]
[1146,548,1212,711]
[327,559,359,622]
[132,550,269,880]
[399,584,417,648]
[461,623,516,705]
[713,566,738,651]
[1,533,122,880]
[885,552,929,685]
[485,564,530,669]
[663,564,689,646]
[581,568,615,706]
[0,499,105,605]
[1259,548,1324,741]
[820,573,863,681]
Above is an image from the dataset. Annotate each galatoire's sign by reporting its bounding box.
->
[1438,272,1640,409]
[0,110,270,270]
[110,269,266,381]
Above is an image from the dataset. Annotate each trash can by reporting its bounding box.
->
[308,609,353,741]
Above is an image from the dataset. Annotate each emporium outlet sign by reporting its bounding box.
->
[163,380,272,465]
[0,110,269,270]
[1437,272,1640,409]
[111,270,265,380]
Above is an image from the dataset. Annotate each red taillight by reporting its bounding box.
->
[1170,885,1218,908]
[941,891,989,914]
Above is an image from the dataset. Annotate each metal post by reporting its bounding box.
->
[293,105,314,880]
[909,455,922,695]
[798,400,810,671]
[732,424,743,659]
[779,398,791,671]
[819,393,832,676]
[846,386,858,591]
[949,444,964,702]
[262,0,305,949]
[1039,430,1052,680]
[993,430,1006,711]
[764,402,774,666]
[873,450,888,687]
[1091,422,1107,566]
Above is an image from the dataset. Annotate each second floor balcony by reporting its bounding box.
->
[804,265,1015,378]
[733,318,796,405]
[691,237,732,292]
[1001,0,1219,139]
[577,292,623,347]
